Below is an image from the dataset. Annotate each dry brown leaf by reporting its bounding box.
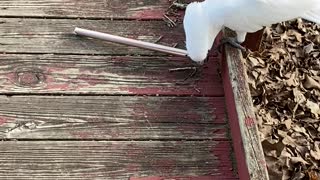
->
[310,142,320,160]
[291,156,310,165]
[248,56,265,67]
[246,18,320,179]
[291,170,305,180]
[287,29,303,42]
[285,72,299,87]
[308,170,320,180]
[247,18,320,179]
[292,125,310,139]
[283,119,292,129]
[293,88,306,104]
[304,75,320,90]
[306,100,320,118]
[304,43,315,54]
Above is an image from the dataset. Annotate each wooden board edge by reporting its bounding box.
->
[129,176,238,180]
[221,28,269,180]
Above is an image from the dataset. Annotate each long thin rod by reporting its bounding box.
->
[74,27,188,57]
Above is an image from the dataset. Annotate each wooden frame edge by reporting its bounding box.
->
[221,28,269,180]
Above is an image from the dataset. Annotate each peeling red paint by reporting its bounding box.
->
[175,123,203,135]
[244,117,255,128]
[70,131,93,139]
[16,71,42,86]
[221,46,250,180]
[45,67,66,73]
[44,76,70,90]
[6,72,16,84]
[150,159,176,174]
[0,117,8,126]
[44,83,69,90]
[130,176,238,180]
[119,87,203,96]
[131,9,165,20]
[77,74,108,86]
[209,141,238,178]
[259,159,267,169]
[126,164,141,172]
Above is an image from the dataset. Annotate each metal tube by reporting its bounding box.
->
[74,27,188,57]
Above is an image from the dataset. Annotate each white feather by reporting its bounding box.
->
[183,0,320,63]
[303,9,320,24]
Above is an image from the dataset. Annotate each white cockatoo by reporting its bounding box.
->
[183,0,320,64]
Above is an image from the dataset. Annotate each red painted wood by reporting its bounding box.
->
[0,54,224,96]
[130,176,238,180]
[221,53,250,180]
[221,51,250,180]
[0,140,237,179]
[242,30,264,52]
[0,0,171,20]
[0,0,239,179]
[120,56,223,96]
[222,30,268,180]
[0,96,230,139]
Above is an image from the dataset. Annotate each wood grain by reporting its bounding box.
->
[130,176,238,180]
[0,96,228,140]
[0,18,185,55]
[0,54,223,96]
[0,0,171,19]
[0,141,237,179]
[222,29,268,180]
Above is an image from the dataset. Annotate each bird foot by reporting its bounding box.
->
[216,37,248,54]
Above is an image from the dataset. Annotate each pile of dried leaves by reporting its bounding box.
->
[245,19,320,179]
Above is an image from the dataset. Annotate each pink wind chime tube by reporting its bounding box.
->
[74,27,188,57]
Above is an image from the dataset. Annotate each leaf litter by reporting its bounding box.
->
[245,19,320,179]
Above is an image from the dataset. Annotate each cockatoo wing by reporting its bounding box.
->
[223,0,320,32]
[303,8,320,24]
[255,0,320,23]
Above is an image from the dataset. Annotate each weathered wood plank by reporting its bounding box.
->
[130,176,238,180]
[0,96,228,140]
[0,141,237,179]
[0,0,171,19]
[0,54,223,96]
[222,29,268,180]
[0,18,185,55]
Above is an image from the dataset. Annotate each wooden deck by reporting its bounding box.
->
[0,1,238,179]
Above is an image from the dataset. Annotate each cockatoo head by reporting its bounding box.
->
[183,2,210,64]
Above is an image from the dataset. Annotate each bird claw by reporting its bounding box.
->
[216,37,248,54]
